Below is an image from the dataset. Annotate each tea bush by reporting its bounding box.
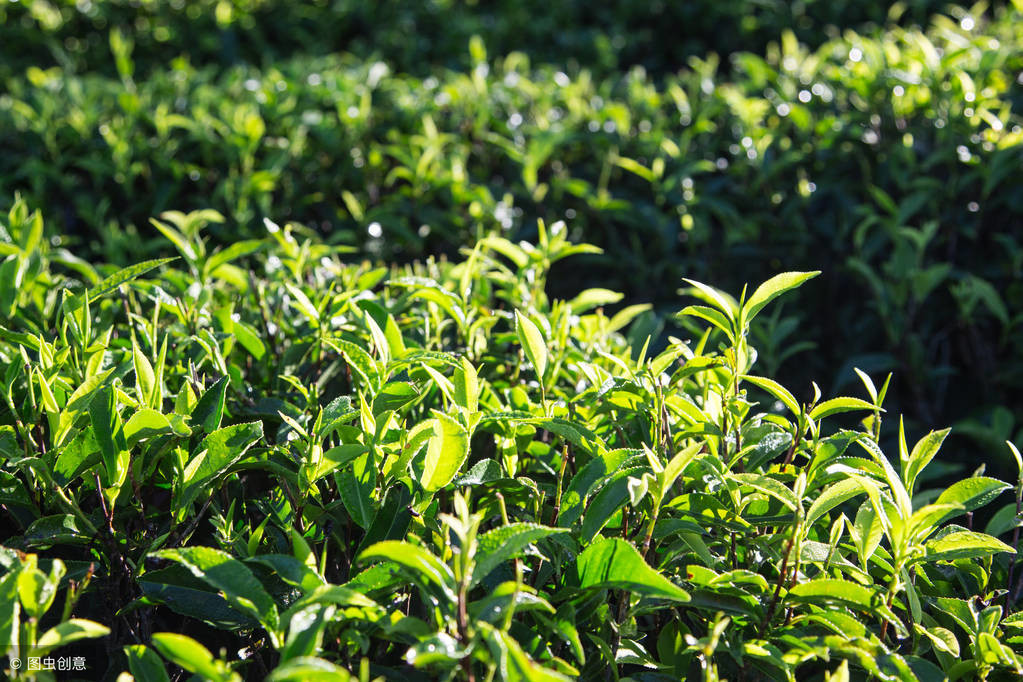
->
[2,202,1023,680]
[2,2,1022,464]
[0,0,956,80]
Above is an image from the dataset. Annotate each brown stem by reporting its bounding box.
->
[782,411,805,468]
[610,588,630,677]
[759,527,797,637]
[93,472,114,534]
[173,494,215,547]
[880,592,896,642]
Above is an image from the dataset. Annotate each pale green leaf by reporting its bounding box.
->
[357,540,456,602]
[742,271,820,327]
[742,374,800,417]
[904,428,951,493]
[933,477,1011,519]
[36,619,111,655]
[809,397,881,421]
[922,531,1015,563]
[420,413,469,492]
[516,310,548,379]
[805,478,866,528]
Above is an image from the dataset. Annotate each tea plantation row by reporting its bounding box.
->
[0,0,958,80]
[2,203,1023,680]
[2,3,1022,470]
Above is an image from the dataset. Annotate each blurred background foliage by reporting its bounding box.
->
[0,0,968,79]
[1,0,1022,475]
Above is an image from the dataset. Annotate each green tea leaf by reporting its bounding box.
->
[280,604,333,662]
[325,338,380,389]
[124,644,172,682]
[484,624,573,681]
[73,258,177,310]
[124,408,190,447]
[419,412,469,492]
[742,271,820,327]
[35,369,59,414]
[89,385,127,489]
[473,523,566,587]
[682,278,736,322]
[742,374,800,417]
[580,466,645,542]
[913,625,960,657]
[233,321,266,360]
[338,450,375,530]
[55,368,115,447]
[922,531,1015,563]
[452,356,479,413]
[178,421,263,514]
[151,633,236,682]
[190,376,229,433]
[284,283,321,326]
[205,240,264,277]
[357,541,456,602]
[140,566,256,630]
[356,484,413,554]
[787,579,880,611]
[805,478,866,528]
[36,619,111,655]
[516,310,548,380]
[267,657,354,681]
[903,428,950,493]
[678,305,735,342]
[0,570,19,649]
[133,340,157,407]
[568,288,623,314]
[560,448,635,527]
[730,473,799,511]
[809,397,881,421]
[933,477,1011,519]
[573,538,689,601]
[155,546,279,635]
[317,396,357,438]
[371,381,418,416]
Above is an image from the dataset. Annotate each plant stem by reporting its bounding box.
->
[1007,472,1023,610]
[457,579,475,682]
[760,525,797,637]
[641,505,660,561]
[782,411,805,467]
[551,445,569,526]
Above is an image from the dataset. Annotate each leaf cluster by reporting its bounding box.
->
[2,3,1022,458]
[1,206,1022,680]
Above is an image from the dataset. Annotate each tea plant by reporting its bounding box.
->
[1,204,1022,680]
[2,2,1022,462]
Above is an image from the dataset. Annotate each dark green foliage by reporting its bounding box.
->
[0,0,958,80]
